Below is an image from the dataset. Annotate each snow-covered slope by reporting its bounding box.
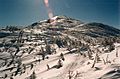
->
[0,15,120,79]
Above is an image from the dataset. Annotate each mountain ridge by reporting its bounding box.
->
[25,15,120,38]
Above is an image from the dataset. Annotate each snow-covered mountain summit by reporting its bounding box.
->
[25,15,120,38]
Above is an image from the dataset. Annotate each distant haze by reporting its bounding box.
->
[0,0,119,29]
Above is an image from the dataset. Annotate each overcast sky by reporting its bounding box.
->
[0,0,119,28]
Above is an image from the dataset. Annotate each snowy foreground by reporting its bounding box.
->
[0,41,120,79]
[16,43,120,79]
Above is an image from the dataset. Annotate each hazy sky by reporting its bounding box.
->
[0,0,119,28]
